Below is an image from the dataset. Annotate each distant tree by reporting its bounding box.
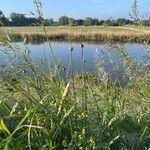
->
[76,19,84,26]
[68,18,77,26]
[10,13,26,26]
[115,18,130,26]
[53,21,59,26]
[26,17,39,26]
[0,10,9,26]
[93,18,99,25]
[84,17,94,26]
[142,20,150,26]
[59,16,69,25]
[0,10,2,16]
[48,18,54,25]
[44,18,54,26]
[99,20,105,25]
[1,10,149,27]
[104,19,115,26]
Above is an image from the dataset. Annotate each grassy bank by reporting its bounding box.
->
[0,71,150,149]
[2,26,150,43]
[0,40,150,149]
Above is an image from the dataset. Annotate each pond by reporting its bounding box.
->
[0,41,150,83]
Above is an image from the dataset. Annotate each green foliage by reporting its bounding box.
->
[59,16,69,25]
[0,10,9,26]
[44,18,54,26]
[10,13,26,26]
[142,19,150,26]
[0,37,150,149]
[68,18,77,26]
[84,17,95,26]
[10,12,39,26]
[0,0,150,149]
[0,9,150,27]
[115,18,132,26]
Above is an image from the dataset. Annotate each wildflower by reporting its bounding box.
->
[62,67,66,71]
[81,112,85,116]
[69,47,74,51]
[79,147,83,150]
[62,139,68,147]
[90,137,95,145]
[82,128,86,135]
[80,43,84,48]
[82,59,86,63]
[81,112,87,117]
[78,134,83,140]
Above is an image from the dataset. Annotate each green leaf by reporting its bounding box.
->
[16,109,31,130]
[0,118,11,135]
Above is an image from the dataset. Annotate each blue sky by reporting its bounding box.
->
[0,0,150,20]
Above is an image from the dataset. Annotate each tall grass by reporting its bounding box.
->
[2,26,150,44]
[0,0,150,149]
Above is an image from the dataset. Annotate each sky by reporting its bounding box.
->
[0,0,150,20]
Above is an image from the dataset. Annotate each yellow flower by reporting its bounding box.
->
[78,134,82,140]
[79,146,83,150]
[82,128,86,135]
[62,140,68,147]
[90,137,95,145]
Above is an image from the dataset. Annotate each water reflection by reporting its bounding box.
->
[0,41,150,84]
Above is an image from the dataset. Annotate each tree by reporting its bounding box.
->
[59,16,69,25]
[98,20,104,25]
[0,10,3,16]
[93,18,99,25]
[104,19,114,26]
[76,19,84,26]
[26,17,39,26]
[0,10,9,26]
[68,18,77,26]
[84,17,94,26]
[142,20,150,26]
[10,13,27,26]
[44,18,54,26]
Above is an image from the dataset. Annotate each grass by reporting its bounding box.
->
[0,39,150,149]
[0,1,150,149]
[2,26,150,43]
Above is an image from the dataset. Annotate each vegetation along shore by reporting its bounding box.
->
[0,0,150,149]
[1,26,150,43]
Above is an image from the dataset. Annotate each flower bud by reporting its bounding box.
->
[80,43,84,48]
[69,47,74,51]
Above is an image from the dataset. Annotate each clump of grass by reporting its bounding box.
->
[0,0,150,149]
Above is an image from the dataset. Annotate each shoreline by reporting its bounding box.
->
[1,26,150,43]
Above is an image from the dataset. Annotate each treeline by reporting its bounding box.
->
[0,10,150,26]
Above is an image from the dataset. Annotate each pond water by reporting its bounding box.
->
[0,41,150,83]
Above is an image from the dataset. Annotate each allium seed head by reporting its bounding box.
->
[80,43,84,48]
[83,59,86,63]
[62,67,66,71]
[69,47,74,51]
